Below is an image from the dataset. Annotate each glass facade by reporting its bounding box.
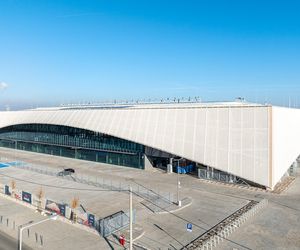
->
[0,124,145,169]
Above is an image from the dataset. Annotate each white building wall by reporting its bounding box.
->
[272,106,300,188]
[0,105,271,187]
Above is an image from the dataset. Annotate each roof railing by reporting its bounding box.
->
[60,97,203,107]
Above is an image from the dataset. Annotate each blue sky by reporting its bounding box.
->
[0,0,300,109]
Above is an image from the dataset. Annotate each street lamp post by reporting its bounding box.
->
[18,213,57,250]
[129,186,133,250]
[173,158,182,207]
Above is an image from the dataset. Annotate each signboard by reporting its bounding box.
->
[46,200,65,216]
[14,190,21,200]
[22,191,32,204]
[4,185,10,195]
[187,223,192,232]
[88,214,95,227]
[77,212,89,226]
[58,204,66,217]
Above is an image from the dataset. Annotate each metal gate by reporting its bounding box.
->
[97,210,135,237]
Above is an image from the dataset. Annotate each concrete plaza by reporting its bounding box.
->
[0,148,299,249]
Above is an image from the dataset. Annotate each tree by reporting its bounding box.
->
[10,180,16,198]
[71,197,79,223]
[36,187,44,212]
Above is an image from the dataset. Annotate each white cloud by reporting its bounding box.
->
[0,82,8,90]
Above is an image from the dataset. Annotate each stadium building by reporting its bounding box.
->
[0,101,299,190]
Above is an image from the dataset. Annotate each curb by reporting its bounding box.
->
[156,197,193,214]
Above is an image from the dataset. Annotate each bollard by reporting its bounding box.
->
[119,234,125,246]
[6,218,9,227]
[35,232,38,242]
[220,232,224,241]
[224,226,228,236]
[230,224,235,232]
[225,226,229,236]
[40,235,43,246]
[212,236,216,247]
[27,228,30,238]
[209,240,213,250]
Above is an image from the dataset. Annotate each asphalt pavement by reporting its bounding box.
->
[0,230,31,250]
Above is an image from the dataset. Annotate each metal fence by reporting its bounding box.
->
[1,159,176,236]
[198,168,236,183]
[12,162,175,209]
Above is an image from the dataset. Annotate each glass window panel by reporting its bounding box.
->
[0,123,145,169]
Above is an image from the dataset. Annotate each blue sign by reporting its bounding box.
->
[88,214,95,227]
[187,223,192,232]
[22,191,32,204]
[58,204,66,217]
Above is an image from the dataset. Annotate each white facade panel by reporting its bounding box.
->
[1,103,296,188]
[272,107,300,188]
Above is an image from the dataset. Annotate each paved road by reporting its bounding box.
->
[0,230,17,250]
[0,230,31,250]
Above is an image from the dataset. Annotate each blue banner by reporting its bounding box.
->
[88,214,95,227]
